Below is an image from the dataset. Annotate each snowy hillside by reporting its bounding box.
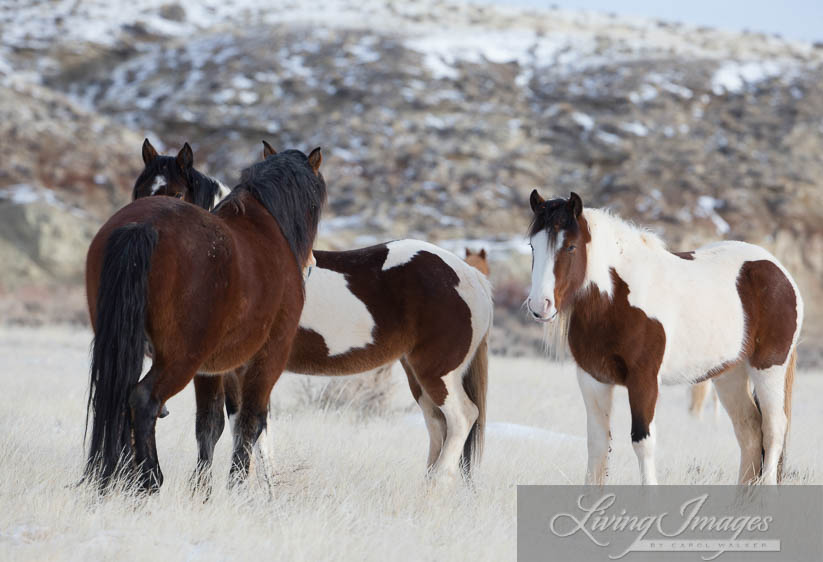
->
[1,0,822,357]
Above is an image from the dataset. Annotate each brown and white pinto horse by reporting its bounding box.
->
[526,191,803,485]
[84,148,326,492]
[133,142,493,485]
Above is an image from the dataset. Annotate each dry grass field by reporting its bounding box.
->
[1,326,821,561]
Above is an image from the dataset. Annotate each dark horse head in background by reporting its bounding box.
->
[133,139,229,210]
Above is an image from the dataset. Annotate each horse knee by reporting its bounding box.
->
[128,381,160,432]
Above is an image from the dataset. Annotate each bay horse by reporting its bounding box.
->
[135,141,493,485]
[526,191,802,485]
[84,147,326,492]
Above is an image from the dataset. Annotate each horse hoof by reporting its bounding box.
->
[139,468,163,494]
[159,405,170,418]
[190,468,213,499]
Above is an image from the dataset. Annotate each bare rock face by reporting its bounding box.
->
[0,80,142,319]
[0,81,141,221]
[0,196,96,288]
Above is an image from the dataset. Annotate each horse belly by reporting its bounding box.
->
[287,267,385,374]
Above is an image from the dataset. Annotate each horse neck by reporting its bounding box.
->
[581,208,667,299]
[218,191,273,232]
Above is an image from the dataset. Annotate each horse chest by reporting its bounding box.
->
[567,277,666,385]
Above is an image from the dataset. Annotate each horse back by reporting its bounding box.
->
[288,241,491,375]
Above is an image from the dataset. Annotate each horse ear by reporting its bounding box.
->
[142,138,158,165]
[307,147,322,174]
[530,189,545,212]
[479,248,486,259]
[568,192,583,218]
[465,248,472,257]
[262,140,276,160]
[176,143,194,170]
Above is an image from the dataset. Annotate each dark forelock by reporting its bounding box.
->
[528,198,580,246]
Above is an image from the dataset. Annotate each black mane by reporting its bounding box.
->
[528,198,580,245]
[218,150,326,268]
[132,156,222,210]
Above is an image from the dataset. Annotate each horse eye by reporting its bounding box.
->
[175,193,184,199]
[568,245,576,253]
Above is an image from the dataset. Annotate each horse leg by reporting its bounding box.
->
[626,376,659,485]
[191,374,226,493]
[401,358,445,470]
[224,368,242,438]
[225,368,274,488]
[747,363,788,484]
[712,365,762,483]
[576,368,614,485]
[689,381,710,418]
[129,360,198,492]
[229,354,286,487]
[418,367,478,484]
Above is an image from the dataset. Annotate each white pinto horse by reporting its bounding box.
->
[526,191,803,485]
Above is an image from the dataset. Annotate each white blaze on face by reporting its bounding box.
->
[150,175,167,194]
[527,230,564,320]
[298,267,375,356]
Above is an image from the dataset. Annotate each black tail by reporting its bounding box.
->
[85,223,158,485]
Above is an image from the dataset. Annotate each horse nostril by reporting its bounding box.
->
[544,298,552,312]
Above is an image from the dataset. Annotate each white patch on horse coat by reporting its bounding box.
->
[299,267,376,356]
[632,423,658,485]
[528,230,564,317]
[381,240,425,271]
[213,180,231,209]
[430,368,478,481]
[577,368,614,485]
[578,209,802,385]
[150,175,166,195]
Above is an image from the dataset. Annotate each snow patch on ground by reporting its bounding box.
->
[695,195,730,235]
[711,61,784,94]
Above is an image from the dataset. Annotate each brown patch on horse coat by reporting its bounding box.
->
[737,260,797,369]
[568,269,666,386]
[672,250,695,260]
[286,246,473,406]
[568,268,666,440]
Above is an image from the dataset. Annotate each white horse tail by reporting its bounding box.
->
[778,348,797,482]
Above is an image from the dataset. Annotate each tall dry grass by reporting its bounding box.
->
[1,327,820,561]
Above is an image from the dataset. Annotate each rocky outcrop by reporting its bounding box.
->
[0,79,142,311]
